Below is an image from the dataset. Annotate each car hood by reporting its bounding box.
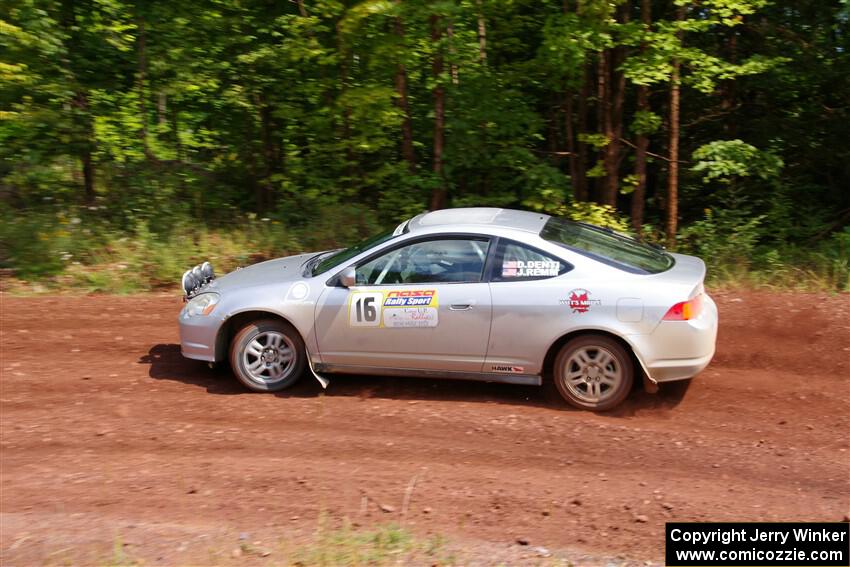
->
[207,253,316,292]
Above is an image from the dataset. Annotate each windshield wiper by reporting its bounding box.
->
[302,254,324,277]
[304,250,340,277]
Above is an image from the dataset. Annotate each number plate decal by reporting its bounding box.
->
[349,292,383,327]
[349,289,439,328]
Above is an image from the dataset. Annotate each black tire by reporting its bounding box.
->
[553,334,634,411]
[229,318,306,392]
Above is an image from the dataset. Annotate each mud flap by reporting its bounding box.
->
[642,372,659,394]
[306,349,330,389]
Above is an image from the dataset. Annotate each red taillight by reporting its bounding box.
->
[663,294,704,321]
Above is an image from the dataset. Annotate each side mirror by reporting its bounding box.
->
[339,266,356,288]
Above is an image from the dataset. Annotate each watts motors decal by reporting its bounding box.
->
[560,288,602,314]
[349,289,439,328]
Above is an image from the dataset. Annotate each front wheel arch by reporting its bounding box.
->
[215,310,304,363]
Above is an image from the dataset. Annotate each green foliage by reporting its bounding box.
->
[578,133,610,150]
[691,140,783,184]
[630,110,662,136]
[678,207,765,268]
[0,0,847,292]
[563,202,632,233]
[522,192,631,234]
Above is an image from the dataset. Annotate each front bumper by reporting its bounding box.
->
[629,294,719,384]
[178,311,221,362]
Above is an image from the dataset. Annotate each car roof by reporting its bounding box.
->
[406,208,550,234]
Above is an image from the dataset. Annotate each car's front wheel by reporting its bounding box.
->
[553,334,634,411]
[229,319,306,392]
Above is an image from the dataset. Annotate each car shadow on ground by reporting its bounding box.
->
[140,343,690,415]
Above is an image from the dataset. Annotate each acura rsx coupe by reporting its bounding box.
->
[179,208,718,411]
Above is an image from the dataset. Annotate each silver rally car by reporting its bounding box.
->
[179,208,718,410]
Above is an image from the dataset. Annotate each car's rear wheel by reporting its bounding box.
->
[554,335,634,411]
[229,319,305,392]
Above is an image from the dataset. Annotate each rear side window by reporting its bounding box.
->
[491,240,571,282]
[541,218,674,274]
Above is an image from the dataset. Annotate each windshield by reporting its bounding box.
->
[540,218,674,274]
[311,229,397,276]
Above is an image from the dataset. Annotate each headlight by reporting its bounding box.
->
[182,293,220,317]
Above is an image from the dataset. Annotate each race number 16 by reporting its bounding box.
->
[350,292,382,327]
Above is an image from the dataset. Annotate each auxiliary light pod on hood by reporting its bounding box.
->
[182,261,215,298]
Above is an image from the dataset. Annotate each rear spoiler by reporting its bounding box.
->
[653,253,706,296]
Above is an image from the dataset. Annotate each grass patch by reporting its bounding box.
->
[291,520,455,566]
[1,207,378,294]
[1,206,847,294]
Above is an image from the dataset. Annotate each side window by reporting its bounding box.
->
[356,238,490,285]
[492,240,570,282]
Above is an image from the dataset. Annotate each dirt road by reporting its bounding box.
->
[1,290,848,565]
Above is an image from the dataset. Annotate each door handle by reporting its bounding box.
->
[449,300,476,311]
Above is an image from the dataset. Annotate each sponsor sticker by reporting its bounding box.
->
[383,289,436,307]
[383,307,438,328]
[491,364,525,374]
[349,289,439,328]
[502,260,560,278]
[561,288,601,314]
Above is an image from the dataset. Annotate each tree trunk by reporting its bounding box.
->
[601,3,629,207]
[429,14,447,211]
[595,51,607,202]
[69,92,96,204]
[170,107,183,162]
[631,0,651,232]
[136,15,152,160]
[632,86,650,232]
[548,97,561,168]
[667,6,685,244]
[564,94,587,201]
[258,97,275,212]
[393,6,415,171]
[574,63,591,201]
[158,92,167,127]
[722,28,738,137]
[79,93,95,205]
[667,69,680,243]
[61,0,96,204]
[476,0,487,63]
[81,149,94,203]
[336,20,357,183]
[601,52,620,206]
[563,0,586,202]
[446,21,459,85]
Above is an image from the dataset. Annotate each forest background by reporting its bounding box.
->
[2,0,848,292]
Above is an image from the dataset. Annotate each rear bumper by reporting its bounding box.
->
[178,312,220,362]
[644,349,715,383]
[629,294,718,384]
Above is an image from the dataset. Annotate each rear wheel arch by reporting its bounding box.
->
[215,310,304,363]
[542,329,647,389]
